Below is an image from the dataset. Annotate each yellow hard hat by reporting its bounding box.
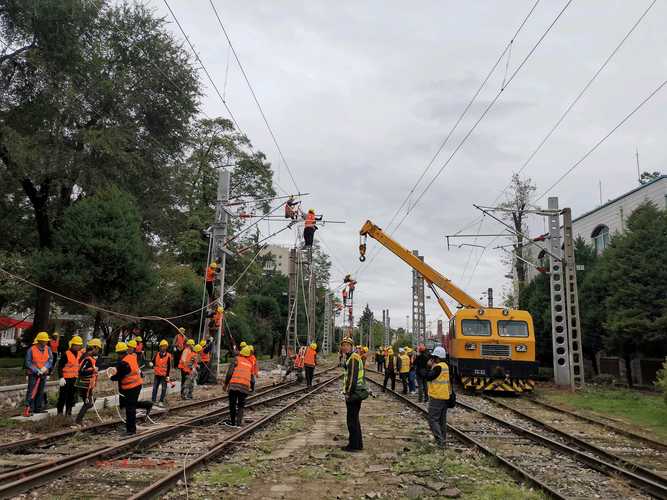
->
[340,337,353,346]
[178,327,186,334]
[310,343,317,349]
[216,306,224,313]
[52,332,60,337]
[240,346,252,357]
[135,336,142,342]
[239,341,247,348]
[193,344,202,353]
[363,346,369,353]
[159,339,169,347]
[33,339,38,344]
[127,339,137,348]
[69,335,83,346]
[35,331,50,343]
[210,262,218,269]
[199,340,206,346]
[249,345,255,353]
[115,342,128,353]
[87,338,102,349]
[308,208,315,213]
[187,339,195,346]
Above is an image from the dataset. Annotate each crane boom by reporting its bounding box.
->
[359,220,483,313]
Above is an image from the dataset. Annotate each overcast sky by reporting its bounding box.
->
[150,0,667,333]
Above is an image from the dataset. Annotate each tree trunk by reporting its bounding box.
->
[624,352,634,387]
[92,311,102,337]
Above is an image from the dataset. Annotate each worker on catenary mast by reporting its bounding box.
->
[173,327,187,367]
[224,345,255,427]
[303,342,317,387]
[207,305,224,338]
[151,339,172,406]
[74,338,101,425]
[302,209,322,248]
[23,332,53,417]
[109,342,153,436]
[205,261,218,301]
[342,288,348,307]
[178,339,197,400]
[341,338,365,452]
[284,196,301,220]
[415,343,430,403]
[425,346,452,448]
[398,347,410,394]
[56,335,83,417]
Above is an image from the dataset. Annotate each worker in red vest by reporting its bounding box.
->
[223,346,255,427]
[205,261,218,301]
[109,342,152,436]
[74,338,102,425]
[56,335,83,417]
[23,331,53,417]
[197,339,211,385]
[303,342,318,387]
[134,336,144,364]
[302,209,322,248]
[178,339,196,400]
[48,332,60,373]
[151,339,172,406]
[173,327,187,367]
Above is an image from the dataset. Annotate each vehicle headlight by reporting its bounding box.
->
[516,344,528,353]
[464,343,477,351]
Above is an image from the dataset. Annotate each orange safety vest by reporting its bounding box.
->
[179,348,194,374]
[229,356,253,391]
[294,347,306,369]
[174,333,186,351]
[29,345,50,370]
[214,310,223,327]
[49,339,59,354]
[304,347,317,367]
[120,353,143,390]
[63,350,82,379]
[206,266,215,282]
[304,212,316,228]
[154,352,172,376]
[135,342,143,353]
[248,354,259,375]
[200,349,210,363]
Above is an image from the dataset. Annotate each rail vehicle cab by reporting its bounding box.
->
[447,307,538,393]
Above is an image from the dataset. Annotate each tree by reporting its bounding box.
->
[499,173,536,305]
[639,171,662,185]
[1,1,200,332]
[357,304,374,346]
[30,187,153,343]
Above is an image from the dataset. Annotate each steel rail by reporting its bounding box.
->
[0,372,337,497]
[129,373,342,499]
[363,373,566,500]
[525,395,667,452]
[483,395,667,489]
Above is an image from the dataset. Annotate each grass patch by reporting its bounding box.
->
[538,386,667,441]
[0,358,24,368]
[195,464,252,487]
[0,417,23,429]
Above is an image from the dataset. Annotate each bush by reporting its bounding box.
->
[656,358,667,405]
[591,374,618,386]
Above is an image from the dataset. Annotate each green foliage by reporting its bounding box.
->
[639,171,662,185]
[656,358,667,405]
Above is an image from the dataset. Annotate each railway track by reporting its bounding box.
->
[365,371,667,499]
[0,369,340,498]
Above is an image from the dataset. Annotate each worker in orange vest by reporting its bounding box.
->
[109,342,152,436]
[134,336,144,364]
[207,305,224,338]
[197,339,211,385]
[302,209,322,248]
[56,335,83,417]
[74,338,102,425]
[205,261,218,301]
[173,327,187,367]
[23,331,53,417]
[178,339,196,400]
[151,339,172,406]
[342,288,348,307]
[303,342,318,387]
[223,345,255,427]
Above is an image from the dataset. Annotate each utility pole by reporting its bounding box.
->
[307,256,316,345]
[367,313,372,350]
[411,250,426,344]
[322,291,332,355]
[213,169,231,380]
[487,287,493,308]
[287,248,298,355]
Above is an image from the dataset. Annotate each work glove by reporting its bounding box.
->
[59,377,66,387]
[40,367,48,375]
[148,362,154,368]
[106,367,117,378]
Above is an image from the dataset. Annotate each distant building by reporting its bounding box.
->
[0,316,32,348]
[260,244,291,275]
[526,176,667,282]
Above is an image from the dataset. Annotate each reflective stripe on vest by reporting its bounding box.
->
[304,347,317,367]
[399,354,410,373]
[230,356,253,391]
[154,352,172,376]
[30,345,50,370]
[304,213,316,228]
[294,347,306,368]
[63,350,82,379]
[427,362,451,400]
[343,352,364,390]
[120,353,143,390]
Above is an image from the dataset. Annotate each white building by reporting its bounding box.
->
[260,244,291,275]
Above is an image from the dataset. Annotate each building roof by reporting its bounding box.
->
[572,175,666,223]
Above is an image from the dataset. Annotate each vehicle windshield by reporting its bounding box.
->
[461,319,491,336]
[498,320,529,338]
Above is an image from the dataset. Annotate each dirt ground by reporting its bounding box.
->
[176,379,545,500]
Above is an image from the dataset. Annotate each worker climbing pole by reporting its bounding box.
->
[342,275,357,344]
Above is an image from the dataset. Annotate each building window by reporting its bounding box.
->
[591,225,610,254]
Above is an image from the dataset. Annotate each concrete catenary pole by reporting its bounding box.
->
[213,170,231,380]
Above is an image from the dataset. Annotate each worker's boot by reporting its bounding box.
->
[236,408,244,427]
[22,406,31,417]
